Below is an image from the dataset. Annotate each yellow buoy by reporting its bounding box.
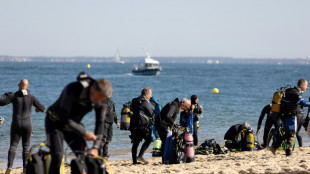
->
[213,88,219,94]
[87,64,91,69]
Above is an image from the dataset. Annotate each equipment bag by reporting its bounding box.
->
[71,155,106,174]
[163,131,175,164]
[131,98,151,127]
[26,142,65,174]
[281,87,300,115]
[173,130,186,164]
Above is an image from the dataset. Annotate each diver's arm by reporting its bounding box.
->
[257,106,268,131]
[297,98,310,107]
[0,93,13,106]
[165,105,177,125]
[32,95,45,112]
[112,101,119,124]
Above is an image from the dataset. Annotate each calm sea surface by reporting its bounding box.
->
[1,62,310,167]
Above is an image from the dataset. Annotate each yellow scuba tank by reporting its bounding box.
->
[120,102,131,130]
[246,132,254,151]
[271,91,283,114]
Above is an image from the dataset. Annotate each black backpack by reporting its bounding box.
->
[130,97,151,127]
[281,87,301,115]
[71,155,106,174]
[26,142,65,174]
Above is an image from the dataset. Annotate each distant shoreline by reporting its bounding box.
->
[0,56,310,64]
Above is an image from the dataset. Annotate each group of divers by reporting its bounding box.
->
[0,71,310,174]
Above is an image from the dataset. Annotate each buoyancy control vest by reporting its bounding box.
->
[281,87,302,115]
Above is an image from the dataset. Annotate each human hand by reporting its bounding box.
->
[35,108,40,112]
[256,129,261,136]
[88,148,98,158]
[199,105,203,111]
[116,123,120,129]
[83,131,97,141]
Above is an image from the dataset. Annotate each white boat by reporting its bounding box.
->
[114,49,125,64]
[132,52,162,76]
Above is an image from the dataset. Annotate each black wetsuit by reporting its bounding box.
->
[130,95,154,164]
[296,111,305,147]
[271,87,310,152]
[192,103,202,146]
[179,109,190,128]
[45,79,106,174]
[224,124,243,142]
[256,105,281,147]
[155,98,180,162]
[99,98,119,157]
[0,90,45,169]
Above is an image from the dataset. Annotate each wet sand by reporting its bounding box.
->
[1,147,310,174]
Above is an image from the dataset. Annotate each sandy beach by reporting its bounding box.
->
[1,147,310,174]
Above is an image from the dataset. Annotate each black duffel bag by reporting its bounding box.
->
[71,155,106,174]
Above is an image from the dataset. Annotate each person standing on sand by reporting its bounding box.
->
[130,88,154,164]
[98,98,120,157]
[270,79,310,156]
[256,104,281,148]
[190,95,203,146]
[155,98,191,163]
[0,79,45,174]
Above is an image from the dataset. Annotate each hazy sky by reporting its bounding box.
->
[0,1,309,58]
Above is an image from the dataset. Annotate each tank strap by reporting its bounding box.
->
[47,110,62,122]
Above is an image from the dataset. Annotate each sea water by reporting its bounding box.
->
[0,62,310,168]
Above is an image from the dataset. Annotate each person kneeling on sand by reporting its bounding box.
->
[224,122,251,151]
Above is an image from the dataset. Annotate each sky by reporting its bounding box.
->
[0,1,309,58]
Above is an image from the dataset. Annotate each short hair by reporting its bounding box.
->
[141,87,152,96]
[298,79,308,87]
[242,122,250,129]
[182,98,191,105]
[94,79,112,98]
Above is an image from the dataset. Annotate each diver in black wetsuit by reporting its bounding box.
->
[155,98,191,163]
[130,88,154,164]
[45,72,112,174]
[0,79,45,174]
[256,104,281,148]
[99,98,120,157]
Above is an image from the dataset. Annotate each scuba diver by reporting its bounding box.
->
[155,98,191,163]
[45,72,112,174]
[270,79,310,156]
[150,96,161,141]
[190,95,203,146]
[256,104,281,148]
[130,88,154,164]
[224,122,252,151]
[99,98,120,157]
[0,80,45,174]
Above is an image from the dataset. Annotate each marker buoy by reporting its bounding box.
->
[213,88,219,94]
[87,64,91,69]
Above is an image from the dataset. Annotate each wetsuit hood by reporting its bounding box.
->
[191,95,198,104]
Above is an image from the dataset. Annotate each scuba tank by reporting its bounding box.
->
[271,86,290,119]
[152,138,162,157]
[184,129,195,163]
[245,130,254,151]
[120,102,131,130]
[271,91,283,119]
